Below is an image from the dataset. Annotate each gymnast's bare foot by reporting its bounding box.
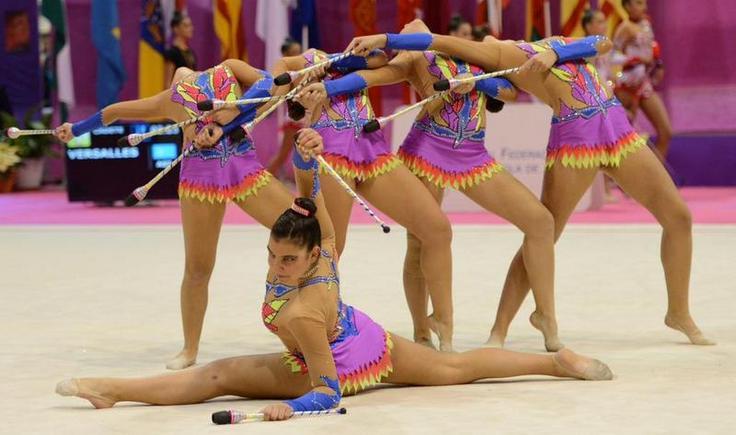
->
[665,313,715,345]
[166,348,197,370]
[553,348,613,381]
[483,328,506,348]
[56,378,116,409]
[428,314,454,352]
[529,311,564,352]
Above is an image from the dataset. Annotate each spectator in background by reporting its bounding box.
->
[613,0,672,161]
[447,14,472,40]
[266,38,304,179]
[165,12,196,86]
[472,24,490,42]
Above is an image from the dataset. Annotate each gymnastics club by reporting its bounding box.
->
[432,67,521,92]
[273,51,354,86]
[363,92,445,133]
[196,95,279,112]
[212,407,347,424]
[4,127,56,139]
[116,115,206,147]
[124,82,305,206]
[316,155,391,233]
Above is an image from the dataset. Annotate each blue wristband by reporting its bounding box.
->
[71,111,104,136]
[475,77,513,98]
[292,148,319,171]
[324,73,367,97]
[385,33,433,51]
[285,376,341,412]
[330,55,368,73]
[551,36,605,63]
[221,106,256,135]
[238,70,273,113]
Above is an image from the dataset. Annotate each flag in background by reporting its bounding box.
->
[397,0,422,29]
[41,0,75,119]
[139,0,165,98]
[256,0,289,71]
[561,0,590,36]
[526,0,549,41]
[350,0,382,116]
[290,0,321,50]
[600,0,626,37]
[91,0,127,109]
[214,0,246,62]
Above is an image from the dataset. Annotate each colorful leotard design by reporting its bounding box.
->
[305,50,399,182]
[262,248,393,395]
[398,51,503,189]
[171,64,271,203]
[414,51,486,147]
[517,39,645,169]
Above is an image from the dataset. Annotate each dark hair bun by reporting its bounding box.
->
[486,97,505,113]
[272,197,322,250]
[294,197,317,218]
[287,99,306,121]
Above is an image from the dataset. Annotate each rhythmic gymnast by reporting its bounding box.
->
[614,0,672,161]
[345,22,713,347]
[300,19,570,351]
[276,47,457,351]
[56,128,613,420]
[56,59,301,370]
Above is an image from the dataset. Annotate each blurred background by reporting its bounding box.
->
[0,0,734,216]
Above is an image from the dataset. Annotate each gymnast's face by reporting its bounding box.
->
[267,238,320,285]
[450,22,473,40]
[624,0,647,21]
[174,17,194,40]
[584,11,607,36]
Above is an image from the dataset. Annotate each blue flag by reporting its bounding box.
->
[91,0,126,108]
[289,0,321,49]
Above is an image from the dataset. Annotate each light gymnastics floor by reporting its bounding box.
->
[1,224,734,434]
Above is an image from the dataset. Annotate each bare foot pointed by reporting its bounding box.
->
[166,349,197,370]
[56,379,115,409]
[428,314,454,352]
[553,349,613,381]
[665,314,715,346]
[529,311,564,352]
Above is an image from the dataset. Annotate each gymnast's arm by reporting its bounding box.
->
[297,52,412,101]
[54,93,177,143]
[263,310,340,420]
[292,128,335,243]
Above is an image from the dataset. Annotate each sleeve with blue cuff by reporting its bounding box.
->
[323,73,368,97]
[71,111,105,136]
[384,32,433,51]
[219,70,273,135]
[284,376,341,412]
[474,77,514,99]
[550,35,606,64]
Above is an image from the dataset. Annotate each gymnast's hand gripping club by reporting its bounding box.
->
[272,51,355,86]
[212,407,347,424]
